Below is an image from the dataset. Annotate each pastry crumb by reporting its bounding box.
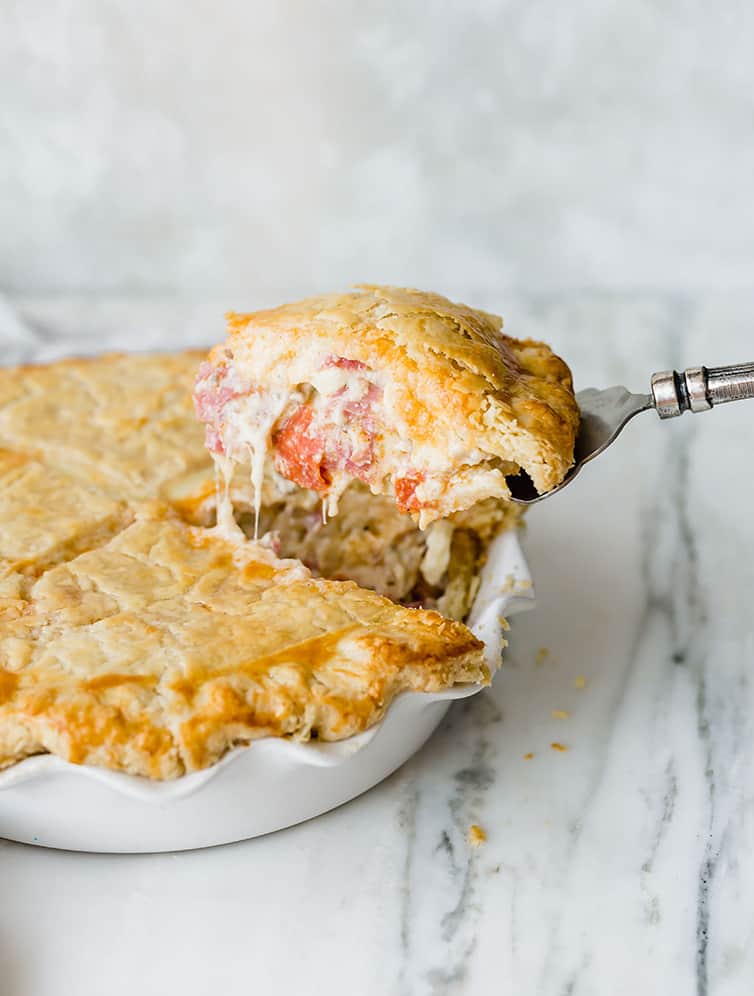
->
[468,824,487,847]
[573,675,587,689]
[550,742,568,752]
[535,647,549,666]
[500,577,532,596]
[523,752,534,760]
[551,709,570,720]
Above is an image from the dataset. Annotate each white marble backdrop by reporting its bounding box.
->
[2,0,754,300]
[1,292,753,995]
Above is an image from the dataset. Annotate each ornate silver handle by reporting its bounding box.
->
[650,363,754,419]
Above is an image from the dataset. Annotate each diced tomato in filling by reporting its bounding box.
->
[273,403,379,490]
[273,374,384,491]
[394,472,425,512]
[196,354,386,494]
[273,405,331,491]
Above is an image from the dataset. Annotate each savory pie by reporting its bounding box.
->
[0,350,507,778]
[194,285,579,528]
[0,289,577,779]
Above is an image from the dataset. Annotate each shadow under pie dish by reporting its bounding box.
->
[0,289,577,797]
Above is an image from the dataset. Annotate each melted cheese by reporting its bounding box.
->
[420,520,454,586]
[218,389,294,538]
[210,366,387,534]
[323,474,348,519]
[212,452,245,541]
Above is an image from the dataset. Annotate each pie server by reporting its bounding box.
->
[507,362,754,504]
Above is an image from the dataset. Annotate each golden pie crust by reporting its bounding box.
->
[0,511,484,778]
[0,352,486,778]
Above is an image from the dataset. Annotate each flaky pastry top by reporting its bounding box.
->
[204,286,579,517]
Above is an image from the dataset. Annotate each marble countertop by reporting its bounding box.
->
[1,292,753,996]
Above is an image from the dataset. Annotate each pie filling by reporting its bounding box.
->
[194,357,521,621]
[244,483,519,622]
[194,354,515,534]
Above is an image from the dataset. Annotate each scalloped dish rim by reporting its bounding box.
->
[0,529,533,805]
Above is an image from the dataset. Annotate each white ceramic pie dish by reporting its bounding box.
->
[0,530,532,853]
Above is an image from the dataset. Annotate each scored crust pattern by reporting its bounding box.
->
[0,353,486,778]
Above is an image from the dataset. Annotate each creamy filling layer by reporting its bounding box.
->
[192,360,522,618]
[228,478,520,621]
[194,356,517,533]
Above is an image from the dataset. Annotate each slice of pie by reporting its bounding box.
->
[194,285,579,527]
